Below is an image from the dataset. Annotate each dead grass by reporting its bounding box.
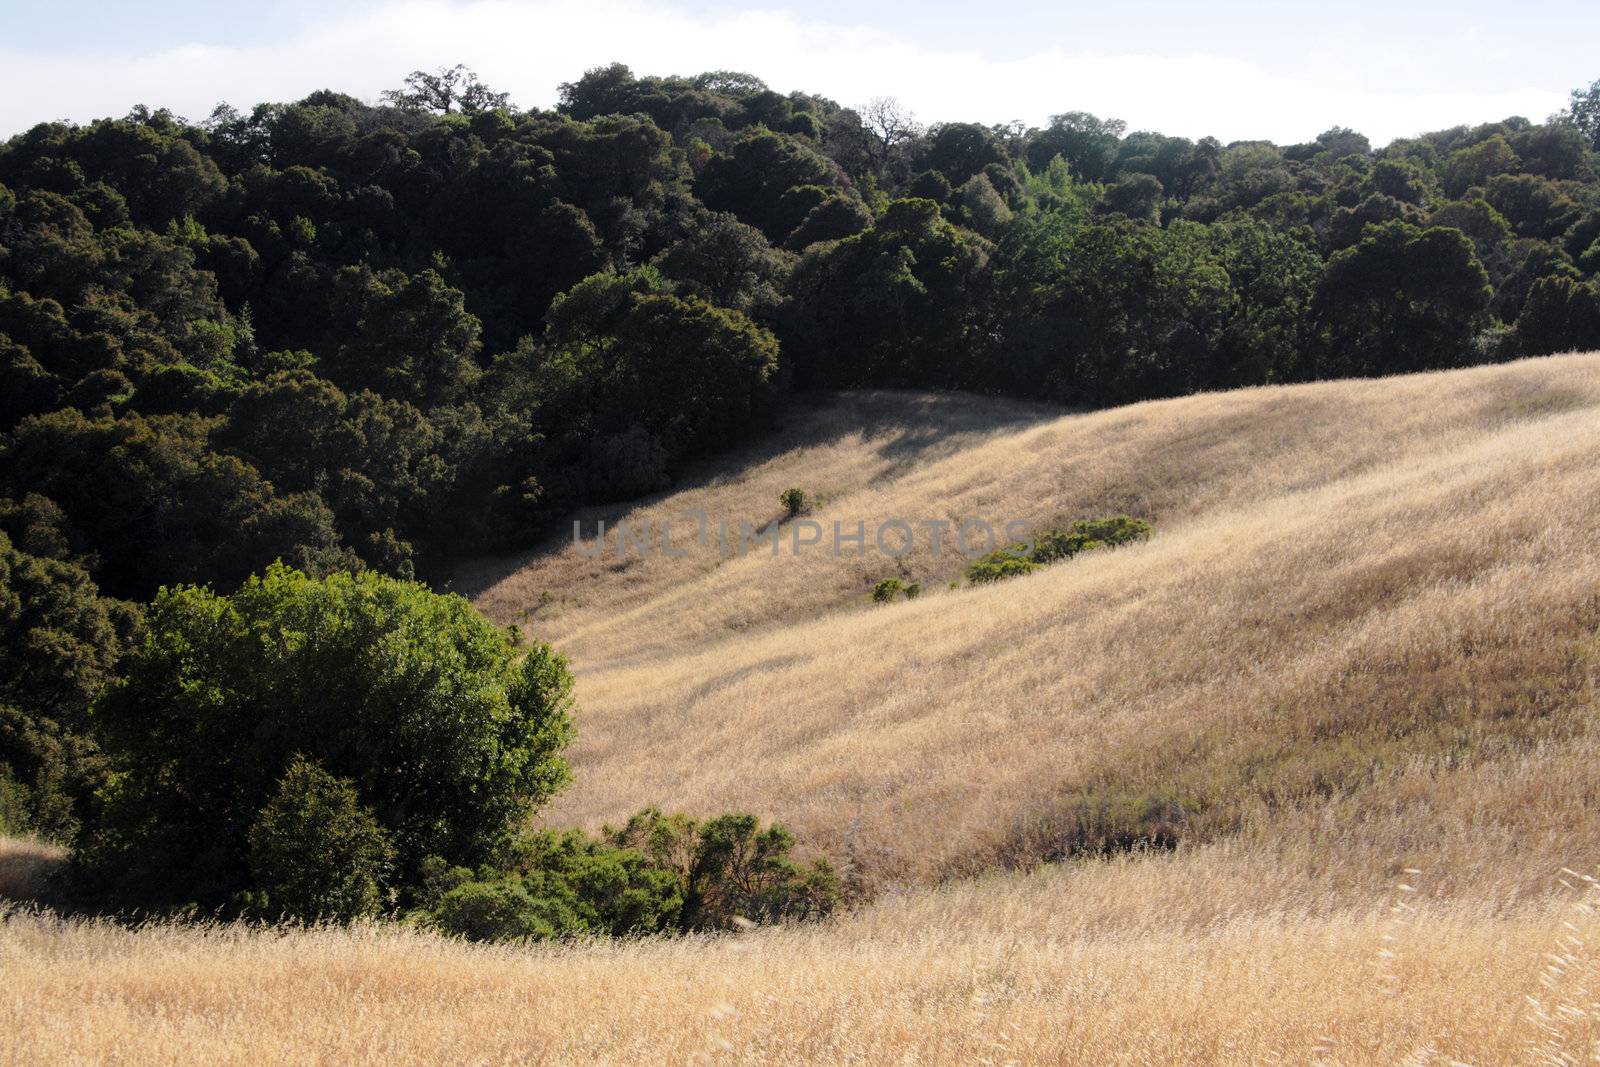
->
[4,855,1600,1064]
[11,354,1600,1063]
[500,354,1600,893]
[0,836,66,903]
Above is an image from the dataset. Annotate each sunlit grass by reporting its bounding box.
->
[10,353,1600,1063]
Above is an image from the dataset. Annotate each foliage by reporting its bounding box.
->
[382,66,509,114]
[3,65,1600,925]
[871,577,904,603]
[0,520,136,841]
[780,487,807,517]
[428,876,580,942]
[80,564,574,912]
[1314,221,1492,377]
[246,757,393,922]
[418,809,839,942]
[788,198,988,388]
[1573,78,1600,151]
[967,517,1151,584]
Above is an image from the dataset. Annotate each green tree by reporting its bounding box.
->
[247,757,394,921]
[323,267,483,407]
[653,211,793,316]
[921,123,1008,186]
[82,564,575,911]
[1101,173,1163,222]
[1515,275,1600,355]
[987,217,1234,403]
[784,195,873,250]
[382,66,509,114]
[1572,78,1600,151]
[1314,221,1492,377]
[787,198,987,388]
[0,522,134,840]
[1485,174,1582,239]
[535,270,781,457]
[699,129,842,241]
[959,173,1014,236]
[1441,135,1519,197]
[1026,112,1126,182]
[1,409,349,600]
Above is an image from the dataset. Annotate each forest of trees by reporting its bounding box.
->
[3,64,1600,891]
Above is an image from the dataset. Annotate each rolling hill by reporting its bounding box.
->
[459,351,1600,894]
[9,352,1600,1062]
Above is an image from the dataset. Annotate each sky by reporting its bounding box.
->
[1,0,1594,145]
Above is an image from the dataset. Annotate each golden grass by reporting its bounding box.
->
[11,354,1600,1063]
[6,855,1600,1064]
[466,354,1600,892]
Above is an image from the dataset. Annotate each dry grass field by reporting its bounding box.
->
[474,352,1600,892]
[6,855,1600,1064]
[8,353,1600,1063]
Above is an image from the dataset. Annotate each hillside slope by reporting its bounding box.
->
[12,354,1600,1064]
[464,353,1600,891]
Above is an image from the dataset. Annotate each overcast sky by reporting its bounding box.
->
[2,0,1593,144]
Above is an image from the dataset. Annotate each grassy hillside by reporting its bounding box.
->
[8,353,1600,1062]
[464,352,1600,894]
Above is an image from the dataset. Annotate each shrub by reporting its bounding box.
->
[416,855,474,907]
[0,769,29,837]
[418,809,839,941]
[247,757,393,922]
[430,877,580,942]
[871,577,904,603]
[1061,515,1151,547]
[511,828,685,936]
[965,553,1038,585]
[0,746,78,844]
[966,516,1151,584]
[780,487,807,517]
[610,808,839,931]
[82,563,575,913]
[687,814,840,929]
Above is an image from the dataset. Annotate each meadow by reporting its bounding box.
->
[8,352,1600,1063]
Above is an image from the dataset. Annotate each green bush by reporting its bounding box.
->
[0,745,78,843]
[0,768,29,836]
[81,563,576,913]
[873,579,921,602]
[511,828,685,936]
[688,814,840,929]
[430,877,580,942]
[871,577,904,603]
[966,516,1150,584]
[964,553,1038,585]
[247,757,393,922]
[780,487,807,517]
[609,808,839,930]
[418,809,841,942]
[1062,516,1152,549]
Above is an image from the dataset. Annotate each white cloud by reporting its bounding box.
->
[0,0,1569,144]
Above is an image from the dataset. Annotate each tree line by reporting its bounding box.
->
[3,64,1600,874]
